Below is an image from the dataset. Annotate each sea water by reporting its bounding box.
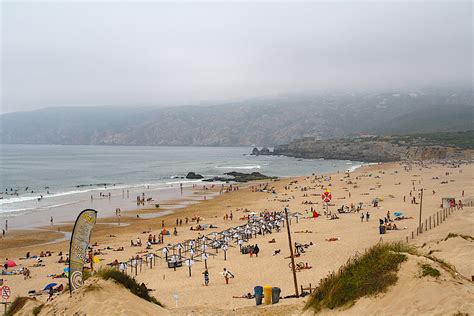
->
[0,144,363,228]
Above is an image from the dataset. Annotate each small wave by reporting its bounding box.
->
[347,164,363,173]
[0,188,106,206]
[215,165,261,170]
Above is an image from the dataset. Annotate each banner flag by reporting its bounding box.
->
[68,209,97,294]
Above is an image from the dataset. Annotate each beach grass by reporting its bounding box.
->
[32,304,44,316]
[419,263,441,278]
[304,242,412,313]
[5,296,30,316]
[96,268,164,307]
[444,233,474,242]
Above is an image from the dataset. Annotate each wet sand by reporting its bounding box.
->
[1,161,472,312]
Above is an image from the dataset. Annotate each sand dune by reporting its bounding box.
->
[3,161,473,315]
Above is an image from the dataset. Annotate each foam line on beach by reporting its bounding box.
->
[214,164,261,169]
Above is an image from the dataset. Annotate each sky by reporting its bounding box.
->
[0,1,472,113]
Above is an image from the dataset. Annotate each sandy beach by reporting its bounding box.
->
[1,161,473,314]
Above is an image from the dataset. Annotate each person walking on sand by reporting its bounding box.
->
[50,216,54,226]
[222,268,234,284]
[203,269,209,286]
[366,212,370,222]
[360,213,365,222]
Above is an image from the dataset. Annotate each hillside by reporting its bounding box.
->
[1,91,472,146]
[263,132,474,162]
[371,104,473,135]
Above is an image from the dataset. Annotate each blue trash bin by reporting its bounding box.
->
[272,287,281,304]
[254,286,263,305]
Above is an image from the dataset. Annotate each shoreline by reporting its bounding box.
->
[2,160,471,311]
[1,162,370,232]
[0,162,373,256]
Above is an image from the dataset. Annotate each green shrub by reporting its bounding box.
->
[419,264,441,278]
[96,268,164,307]
[304,242,411,313]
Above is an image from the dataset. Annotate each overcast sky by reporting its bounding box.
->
[1,1,472,113]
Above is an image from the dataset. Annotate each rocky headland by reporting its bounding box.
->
[252,133,474,162]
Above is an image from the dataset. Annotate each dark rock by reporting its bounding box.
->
[251,147,272,155]
[203,171,276,183]
[186,172,204,179]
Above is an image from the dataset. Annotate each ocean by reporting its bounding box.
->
[0,144,362,228]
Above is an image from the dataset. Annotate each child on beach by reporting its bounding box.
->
[203,269,209,286]
[222,268,234,284]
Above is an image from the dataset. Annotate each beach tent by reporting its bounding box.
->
[5,260,16,268]
[43,283,57,291]
[394,212,403,217]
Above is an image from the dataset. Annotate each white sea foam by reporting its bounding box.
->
[0,188,105,205]
[214,165,261,170]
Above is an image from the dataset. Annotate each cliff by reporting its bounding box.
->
[254,132,474,162]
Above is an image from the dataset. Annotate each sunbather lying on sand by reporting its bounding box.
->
[233,293,254,299]
[326,237,340,242]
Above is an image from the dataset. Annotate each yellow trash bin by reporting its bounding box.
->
[263,286,272,305]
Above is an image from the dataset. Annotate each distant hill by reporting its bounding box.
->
[371,105,473,135]
[1,91,472,146]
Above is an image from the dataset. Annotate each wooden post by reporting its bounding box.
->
[429,216,431,229]
[411,231,414,239]
[406,236,409,243]
[285,207,299,297]
[418,188,423,234]
[425,219,427,231]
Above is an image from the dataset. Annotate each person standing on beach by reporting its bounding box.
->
[360,213,365,222]
[222,268,234,284]
[50,216,53,226]
[203,269,209,286]
[366,212,370,222]
[162,220,165,228]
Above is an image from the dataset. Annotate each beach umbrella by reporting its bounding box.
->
[5,260,16,268]
[43,283,57,291]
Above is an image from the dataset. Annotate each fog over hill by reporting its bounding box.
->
[1,91,472,146]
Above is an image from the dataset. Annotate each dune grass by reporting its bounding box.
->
[419,263,441,278]
[444,233,474,242]
[96,268,164,307]
[304,242,413,313]
[32,304,44,316]
[6,297,30,316]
